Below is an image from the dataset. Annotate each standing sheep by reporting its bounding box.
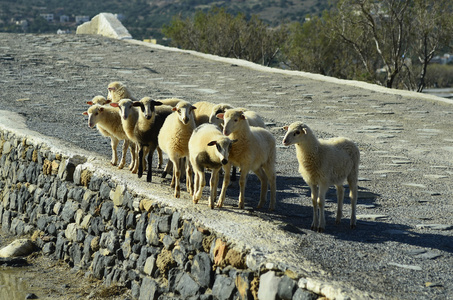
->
[107,81,135,102]
[86,95,109,106]
[111,98,173,182]
[282,121,360,232]
[158,100,197,198]
[216,109,277,210]
[189,123,236,208]
[83,102,136,170]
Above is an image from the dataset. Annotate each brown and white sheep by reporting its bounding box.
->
[282,121,360,232]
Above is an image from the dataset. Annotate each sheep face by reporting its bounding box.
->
[138,97,163,120]
[85,105,104,128]
[173,101,196,125]
[107,81,129,102]
[219,109,246,136]
[208,137,236,165]
[282,122,310,146]
[111,99,134,120]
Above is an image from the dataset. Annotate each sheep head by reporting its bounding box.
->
[282,121,309,146]
[219,109,246,136]
[111,98,134,120]
[85,105,104,128]
[207,137,237,165]
[138,97,163,120]
[173,101,196,125]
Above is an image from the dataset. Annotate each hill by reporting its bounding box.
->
[0,0,329,41]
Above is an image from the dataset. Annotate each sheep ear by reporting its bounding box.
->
[82,111,88,116]
[105,100,111,104]
[240,113,246,120]
[132,101,141,107]
[216,113,224,120]
[110,103,119,108]
[153,100,163,107]
[302,128,307,134]
[231,139,238,144]
[172,107,178,111]
[192,106,197,111]
[207,141,217,146]
[283,126,288,131]
[99,107,104,112]
[86,101,93,105]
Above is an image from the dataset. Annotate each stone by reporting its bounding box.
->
[61,200,79,223]
[100,201,114,221]
[170,212,182,238]
[191,252,213,288]
[277,275,297,300]
[99,181,111,200]
[64,223,77,242]
[162,235,176,250]
[110,184,126,206]
[175,273,201,298]
[139,276,160,300]
[416,224,453,230]
[146,218,160,246]
[388,262,422,271]
[144,255,157,276]
[235,271,254,300]
[258,271,281,300]
[212,238,227,266]
[212,275,236,300]
[0,239,36,258]
[293,288,317,300]
[140,199,154,212]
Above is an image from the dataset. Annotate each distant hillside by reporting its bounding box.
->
[0,0,330,41]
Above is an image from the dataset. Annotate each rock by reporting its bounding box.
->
[175,273,201,298]
[258,271,281,300]
[416,224,453,230]
[0,239,36,258]
[277,275,297,300]
[191,252,213,288]
[25,293,38,299]
[144,255,157,276]
[293,288,317,300]
[139,276,160,300]
[234,271,254,300]
[212,275,236,300]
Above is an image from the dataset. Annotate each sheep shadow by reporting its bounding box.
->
[189,170,453,254]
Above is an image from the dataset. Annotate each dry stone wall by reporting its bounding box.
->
[0,128,318,300]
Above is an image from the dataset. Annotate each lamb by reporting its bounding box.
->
[83,102,136,170]
[110,98,173,182]
[282,121,360,232]
[216,109,277,210]
[107,81,135,102]
[192,101,216,126]
[189,123,236,208]
[158,100,197,198]
[209,103,266,128]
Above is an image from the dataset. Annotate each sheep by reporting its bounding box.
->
[158,98,184,107]
[216,109,277,210]
[110,98,173,182]
[86,95,109,106]
[189,123,236,208]
[192,101,216,126]
[158,100,197,198]
[83,103,137,170]
[282,121,360,232]
[209,103,266,128]
[107,81,135,102]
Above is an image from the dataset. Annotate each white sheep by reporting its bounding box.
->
[282,121,360,232]
[107,81,136,102]
[189,123,236,208]
[86,95,109,106]
[209,103,266,128]
[83,102,136,170]
[216,109,277,210]
[158,100,197,198]
[110,98,173,182]
[158,98,185,107]
[192,101,216,126]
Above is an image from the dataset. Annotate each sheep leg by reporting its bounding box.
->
[263,165,277,211]
[255,167,269,209]
[230,166,237,182]
[162,160,173,178]
[192,169,202,204]
[335,184,344,225]
[217,163,232,208]
[317,185,328,233]
[109,137,119,166]
[128,142,137,171]
[137,145,145,179]
[117,139,129,169]
[146,145,157,183]
[171,156,182,198]
[310,185,319,231]
[348,180,358,229]
[209,168,220,209]
[131,144,139,174]
[186,159,193,196]
[157,146,163,169]
[237,167,250,209]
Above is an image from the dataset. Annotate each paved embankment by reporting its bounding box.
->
[1,32,453,299]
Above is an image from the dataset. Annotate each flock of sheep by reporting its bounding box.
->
[83,82,360,232]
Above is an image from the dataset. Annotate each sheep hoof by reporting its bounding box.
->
[310,226,317,231]
[317,228,325,233]
[350,224,356,229]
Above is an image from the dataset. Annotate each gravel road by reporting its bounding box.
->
[1,33,453,299]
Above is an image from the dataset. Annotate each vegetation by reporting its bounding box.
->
[163,0,453,91]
